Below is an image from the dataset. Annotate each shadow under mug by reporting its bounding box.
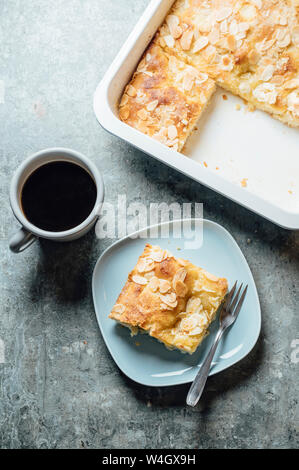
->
[9,148,105,253]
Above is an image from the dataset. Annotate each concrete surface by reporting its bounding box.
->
[0,0,298,449]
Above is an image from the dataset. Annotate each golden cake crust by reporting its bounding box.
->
[155,0,299,127]
[109,244,228,354]
[119,43,216,151]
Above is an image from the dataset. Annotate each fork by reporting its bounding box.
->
[186,282,248,407]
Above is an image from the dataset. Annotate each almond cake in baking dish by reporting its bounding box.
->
[119,0,299,151]
[109,244,228,354]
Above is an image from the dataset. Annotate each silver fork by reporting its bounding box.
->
[186,282,248,407]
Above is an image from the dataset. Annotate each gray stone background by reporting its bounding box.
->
[0,0,298,449]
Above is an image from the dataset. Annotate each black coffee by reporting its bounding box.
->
[21,161,97,232]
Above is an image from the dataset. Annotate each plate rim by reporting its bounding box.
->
[92,218,261,387]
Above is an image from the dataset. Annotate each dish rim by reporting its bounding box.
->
[92,218,261,387]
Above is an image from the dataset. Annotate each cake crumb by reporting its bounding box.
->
[235,104,241,111]
[222,94,227,100]
[135,341,141,347]
[288,190,293,194]
[241,178,248,187]
[216,166,219,170]
[204,161,208,168]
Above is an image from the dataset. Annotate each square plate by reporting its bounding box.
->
[92,219,261,387]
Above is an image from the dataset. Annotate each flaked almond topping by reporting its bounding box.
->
[253,83,278,104]
[181,118,188,125]
[201,270,219,282]
[164,34,175,48]
[193,36,209,53]
[160,303,172,310]
[248,49,260,65]
[174,279,188,297]
[180,30,194,50]
[112,304,125,314]
[208,27,220,45]
[159,279,171,294]
[137,108,147,120]
[166,14,182,39]
[146,53,151,62]
[227,34,236,51]
[126,85,136,97]
[292,26,299,46]
[284,79,299,90]
[119,94,129,107]
[137,257,155,273]
[287,91,299,117]
[277,34,291,48]
[220,20,228,34]
[167,125,178,140]
[148,276,159,292]
[177,258,188,267]
[215,7,232,22]
[159,292,177,308]
[220,54,234,71]
[173,267,187,284]
[132,275,148,285]
[119,107,129,120]
[239,81,251,94]
[146,100,159,112]
[261,64,274,82]
[240,4,257,21]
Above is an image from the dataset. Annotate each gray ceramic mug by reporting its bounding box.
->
[9,148,105,253]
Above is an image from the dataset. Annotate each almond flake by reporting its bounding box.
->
[201,270,219,282]
[159,279,171,294]
[112,304,125,314]
[132,275,148,285]
[173,267,187,284]
[159,293,177,308]
[180,30,194,50]
[119,107,129,120]
[167,125,177,140]
[126,85,137,97]
[261,64,274,82]
[215,7,232,22]
[120,94,129,107]
[146,53,151,62]
[292,26,299,46]
[148,276,159,292]
[277,34,291,48]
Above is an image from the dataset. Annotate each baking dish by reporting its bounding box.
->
[93,0,299,229]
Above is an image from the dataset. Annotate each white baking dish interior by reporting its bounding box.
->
[94,0,299,229]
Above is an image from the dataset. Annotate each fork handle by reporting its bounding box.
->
[186,328,224,407]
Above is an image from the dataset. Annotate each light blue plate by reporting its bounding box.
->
[92,219,261,387]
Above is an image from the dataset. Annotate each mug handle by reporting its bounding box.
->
[9,227,37,253]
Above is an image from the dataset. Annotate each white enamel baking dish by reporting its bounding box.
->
[94,0,299,229]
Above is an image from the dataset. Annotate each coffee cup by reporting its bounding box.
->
[9,147,104,253]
